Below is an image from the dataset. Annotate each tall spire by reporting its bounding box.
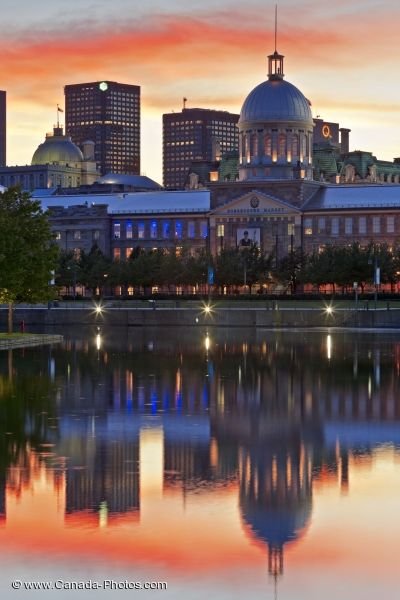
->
[268,5,284,80]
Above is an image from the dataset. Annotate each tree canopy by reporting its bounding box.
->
[0,187,59,331]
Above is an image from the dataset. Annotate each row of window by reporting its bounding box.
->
[113,246,187,261]
[304,216,396,236]
[240,132,311,163]
[113,220,208,240]
[55,231,100,241]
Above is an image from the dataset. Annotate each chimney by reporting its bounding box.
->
[82,140,95,161]
[339,128,351,154]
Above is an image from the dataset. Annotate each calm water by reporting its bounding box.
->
[0,327,400,599]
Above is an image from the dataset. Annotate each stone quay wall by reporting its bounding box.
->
[1,305,400,329]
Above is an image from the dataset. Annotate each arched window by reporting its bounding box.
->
[291,134,299,158]
[239,134,244,164]
[278,134,286,157]
[245,135,250,164]
[251,133,258,159]
[264,134,272,157]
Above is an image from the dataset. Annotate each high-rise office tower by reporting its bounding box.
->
[65,81,140,176]
[163,107,239,189]
[0,91,6,167]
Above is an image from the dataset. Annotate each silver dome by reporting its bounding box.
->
[32,130,84,166]
[239,78,312,125]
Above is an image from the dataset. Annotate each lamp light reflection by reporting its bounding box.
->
[326,334,332,360]
[96,333,102,351]
[205,333,211,352]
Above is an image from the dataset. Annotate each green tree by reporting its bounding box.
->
[79,244,111,296]
[273,247,304,294]
[0,187,58,332]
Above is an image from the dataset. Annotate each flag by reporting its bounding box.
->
[57,106,64,113]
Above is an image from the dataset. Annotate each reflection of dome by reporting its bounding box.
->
[32,127,84,166]
[97,173,162,190]
[241,501,312,549]
[239,79,312,126]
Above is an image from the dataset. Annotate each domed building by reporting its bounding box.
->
[0,126,99,191]
[238,49,314,181]
[32,127,85,167]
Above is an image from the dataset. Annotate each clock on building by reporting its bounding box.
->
[99,82,108,92]
[322,124,331,138]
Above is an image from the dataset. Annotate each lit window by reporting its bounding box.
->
[55,231,61,240]
[74,230,81,240]
[287,223,294,236]
[163,222,170,238]
[200,221,208,238]
[304,218,313,235]
[138,222,145,239]
[175,221,183,239]
[113,222,121,239]
[126,220,133,239]
[217,224,225,237]
[94,230,100,240]
[150,221,158,239]
[113,248,121,261]
[126,247,133,259]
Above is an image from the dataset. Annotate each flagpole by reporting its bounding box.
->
[57,104,60,129]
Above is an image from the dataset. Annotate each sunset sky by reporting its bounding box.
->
[1,0,399,183]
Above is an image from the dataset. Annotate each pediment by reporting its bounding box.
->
[211,190,301,217]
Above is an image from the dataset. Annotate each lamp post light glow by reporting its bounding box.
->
[202,302,214,317]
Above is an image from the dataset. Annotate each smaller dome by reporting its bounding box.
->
[97,173,162,190]
[32,127,84,166]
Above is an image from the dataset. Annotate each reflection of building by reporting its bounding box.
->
[239,440,313,578]
[0,90,5,167]
[64,438,140,519]
[163,107,239,190]
[65,81,140,176]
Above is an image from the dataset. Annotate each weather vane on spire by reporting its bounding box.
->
[274,4,278,53]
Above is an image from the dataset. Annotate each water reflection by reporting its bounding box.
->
[0,328,400,595]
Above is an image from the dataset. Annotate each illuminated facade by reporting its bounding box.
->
[0,90,5,167]
[65,81,140,176]
[163,107,239,190]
